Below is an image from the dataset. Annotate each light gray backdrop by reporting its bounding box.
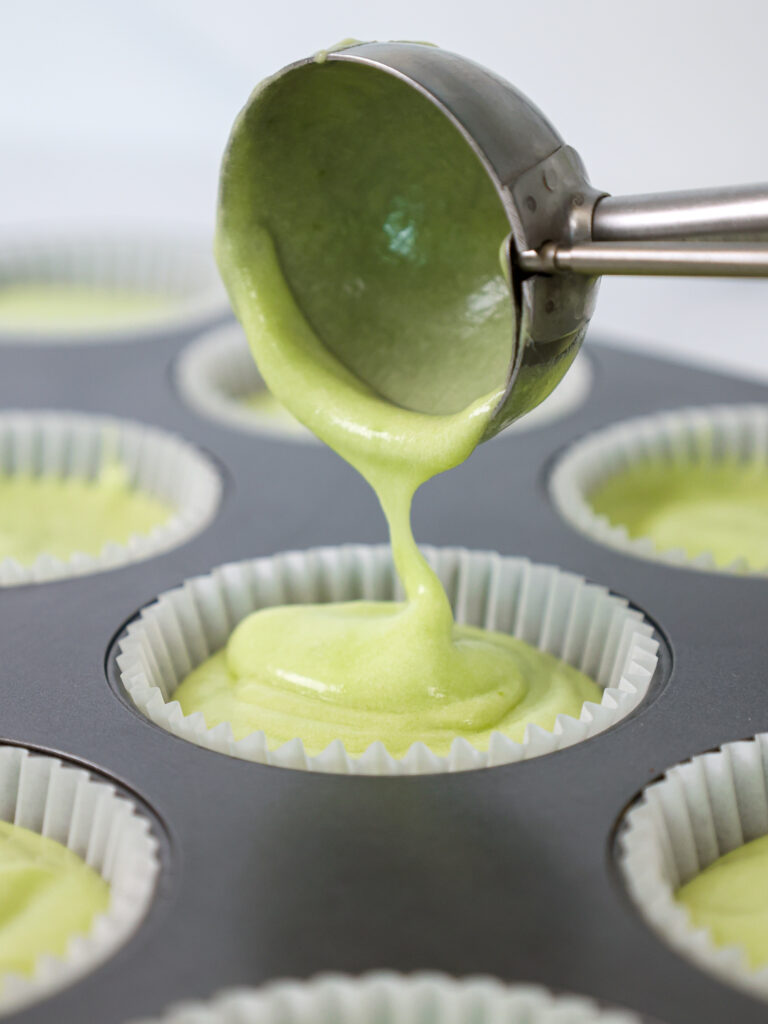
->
[1,0,766,380]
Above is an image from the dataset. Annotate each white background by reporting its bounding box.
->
[1,0,767,381]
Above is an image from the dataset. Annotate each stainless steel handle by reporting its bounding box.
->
[518,184,768,278]
[592,183,768,242]
[518,240,768,277]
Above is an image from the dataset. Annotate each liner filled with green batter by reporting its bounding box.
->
[551,405,768,575]
[126,970,643,1024]
[116,544,658,775]
[176,323,315,442]
[0,745,159,1015]
[619,732,768,1001]
[0,411,221,585]
[0,234,227,342]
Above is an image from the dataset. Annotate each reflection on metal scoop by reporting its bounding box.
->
[257,42,768,438]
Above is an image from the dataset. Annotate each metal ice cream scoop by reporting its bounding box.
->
[252,41,768,438]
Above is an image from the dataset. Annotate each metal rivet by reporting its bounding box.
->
[572,194,584,207]
[525,195,537,212]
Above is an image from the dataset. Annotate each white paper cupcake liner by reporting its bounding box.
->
[126,971,640,1024]
[551,403,768,576]
[0,410,221,586]
[618,732,768,1000]
[176,322,314,441]
[0,744,160,1016]
[0,233,229,343]
[176,323,592,442]
[115,544,659,775]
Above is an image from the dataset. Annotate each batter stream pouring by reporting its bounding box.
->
[182,41,762,757]
[182,215,599,753]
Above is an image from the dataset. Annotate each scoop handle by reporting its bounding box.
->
[518,183,768,277]
[518,240,768,277]
[592,183,768,242]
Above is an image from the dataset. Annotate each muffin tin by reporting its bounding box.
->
[3,316,768,1024]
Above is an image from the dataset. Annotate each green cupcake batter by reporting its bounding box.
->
[0,461,172,566]
[177,600,598,756]
[0,821,109,982]
[0,283,173,332]
[589,458,768,569]
[677,834,768,968]
[180,52,601,757]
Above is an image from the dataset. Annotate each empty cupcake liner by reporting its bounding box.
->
[0,410,221,585]
[126,971,641,1024]
[175,323,592,442]
[0,233,229,343]
[115,544,659,775]
[550,404,768,575]
[0,744,160,1015]
[618,732,768,1000]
